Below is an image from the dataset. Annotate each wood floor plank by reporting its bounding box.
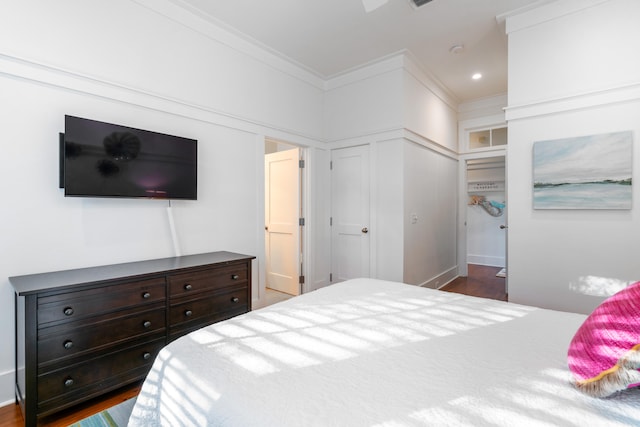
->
[0,403,22,427]
[440,264,507,301]
[0,384,140,427]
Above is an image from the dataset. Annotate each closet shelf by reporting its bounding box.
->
[467,180,505,192]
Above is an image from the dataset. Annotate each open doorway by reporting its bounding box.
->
[461,155,508,298]
[264,140,303,301]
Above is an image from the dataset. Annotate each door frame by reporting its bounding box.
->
[457,149,507,279]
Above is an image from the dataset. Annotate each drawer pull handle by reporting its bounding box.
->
[64,378,74,387]
[142,292,151,299]
[185,310,193,317]
[231,297,240,303]
[231,274,239,280]
[184,283,192,291]
[63,340,74,350]
[143,320,152,328]
[63,307,74,316]
[143,352,152,360]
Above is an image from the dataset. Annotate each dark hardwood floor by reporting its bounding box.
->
[1,264,505,426]
[441,264,507,301]
[0,384,140,427]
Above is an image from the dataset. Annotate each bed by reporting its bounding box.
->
[128,278,640,426]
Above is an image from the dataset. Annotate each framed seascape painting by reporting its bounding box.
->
[533,131,633,209]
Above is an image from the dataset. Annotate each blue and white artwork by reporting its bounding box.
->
[533,131,633,209]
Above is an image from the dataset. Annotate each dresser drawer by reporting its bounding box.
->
[38,304,166,367]
[168,264,247,298]
[169,286,248,328]
[169,306,248,341]
[37,338,164,407]
[38,277,166,326]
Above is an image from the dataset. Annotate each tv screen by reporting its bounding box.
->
[62,115,197,200]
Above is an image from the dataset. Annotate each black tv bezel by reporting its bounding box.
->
[59,116,198,200]
[59,132,65,189]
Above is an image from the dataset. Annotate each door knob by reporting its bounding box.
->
[362,227,369,234]
[500,225,508,229]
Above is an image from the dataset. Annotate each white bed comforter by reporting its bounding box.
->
[129,278,640,426]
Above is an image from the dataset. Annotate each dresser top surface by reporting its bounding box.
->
[9,251,255,295]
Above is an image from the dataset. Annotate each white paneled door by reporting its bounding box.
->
[265,148,301,296]
[331,145,370,282]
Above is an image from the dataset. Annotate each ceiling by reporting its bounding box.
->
[173,0,545,103]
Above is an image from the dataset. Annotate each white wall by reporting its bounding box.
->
[402,56,458,153]
[505,0,640,314]
[375,139,405,281]
[323,52,457,145]
[403,141,458,287]
[324,56,405,143]
[0,0,325,140]
[325,53,459,287]
[401,56,459,287]
[0,0,326,405]
[371,137,459,288]
[458,95,507,124]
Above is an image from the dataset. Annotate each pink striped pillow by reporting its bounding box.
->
[567,281,640,397]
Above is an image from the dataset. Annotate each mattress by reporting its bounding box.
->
[128,278,640,426]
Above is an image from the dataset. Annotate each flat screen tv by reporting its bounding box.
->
[61,115,197,200]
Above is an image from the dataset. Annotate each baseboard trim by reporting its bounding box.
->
[467,255,505,267]
[0,369,14,407]
[419,266,458,289]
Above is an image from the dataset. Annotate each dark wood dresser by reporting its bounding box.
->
[10,251,254,427]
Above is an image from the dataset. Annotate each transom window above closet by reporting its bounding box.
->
[468,126,507,151]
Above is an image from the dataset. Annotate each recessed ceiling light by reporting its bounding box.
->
[472,73,482,80]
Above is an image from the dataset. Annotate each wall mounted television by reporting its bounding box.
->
[61,115,197,200]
